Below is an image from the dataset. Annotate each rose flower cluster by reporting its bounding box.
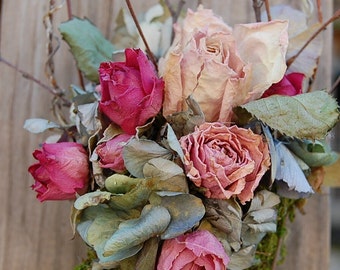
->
[26,4,338,270]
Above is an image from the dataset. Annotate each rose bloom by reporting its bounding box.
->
[98,48,164,135]
[157,230,229,270]
[28,142,89,202]
[262,72,304,98]
[180,122,270,204]
[96,133,132,173]
[159,5,288,122]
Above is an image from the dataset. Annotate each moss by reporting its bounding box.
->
[73,248,97,270]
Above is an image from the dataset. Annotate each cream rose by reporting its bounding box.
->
[159,5,288,122]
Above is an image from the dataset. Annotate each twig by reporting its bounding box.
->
[65,0,85,90]
[164,0,186,42]
[125,0,158,68]
[287,9,340,68]
[252,0,263,22]
[0,56,71,106]
[330,75,340,94]
[264,0,271,21]
[317,0,323,23]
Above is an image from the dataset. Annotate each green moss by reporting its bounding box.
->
[249,198,302,270]
[73,248,97,270]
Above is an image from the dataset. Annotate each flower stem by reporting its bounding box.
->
[287,9,340,68]
[125,0,158,69]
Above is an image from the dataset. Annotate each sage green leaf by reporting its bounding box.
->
[242,190,280,246]
[103,205,171,257]
[204,198,243,251]
[155,194,205,239]
[228,245,257,270]
[240,91,339,139]
[123,138,172,178]
[287,139,339,167]
[74,191,112,210]
[59,17,115,82]
[163,123,185,162]
[23,118,60,133]
[105,174,144,194]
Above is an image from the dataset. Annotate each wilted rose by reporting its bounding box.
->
[180,122,270,204]
[98,48,164,134]
[28,142,89,202]
[157,230,229,270]
[160,5,288,122]
[262,72,304,98]
[96,133,132,173]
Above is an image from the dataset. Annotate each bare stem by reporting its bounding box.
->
[287,9,340,68]
[125,0,158,69]
[164,0,186,42]
[264,0,271,21]
[330,75,340,94]
[252,0,263,22]
[0,56,71,106]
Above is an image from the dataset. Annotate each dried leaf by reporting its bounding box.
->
[135,237,160,270]
[240,91,339,140]
[324,158,340,187]
[74,190,112,210]
[103,205,171,257]
[228,245,257,270]
[59,17,115,82]
[23,118,60,133]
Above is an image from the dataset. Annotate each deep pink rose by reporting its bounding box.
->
[262,72,304,98]
[157,230,229,270]
[98,48,164,134]
[180,122,270,204]
[28,142,89,202]
[96,133,132,173]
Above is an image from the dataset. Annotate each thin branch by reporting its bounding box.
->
[317,0,323,23]
[330,75,340,94]
[264,0,271,21]
[0,56,71,106]
[66,0,73,20]
[164,0,186,42]
[252,0,263,22]
[125,0,158,68]
[287,9,340,68]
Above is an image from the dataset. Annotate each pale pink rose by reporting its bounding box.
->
[28,142,89,202]
[99,48,164,135]
[160,5,288,122]
[157,230,229,270]
[96,133,132,173]
[180,122,270,204]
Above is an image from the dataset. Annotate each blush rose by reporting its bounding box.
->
[98,48,164,135]
[157,230,229,270]
[28,142,89,202]
[180,122,270,204]
[159,5,288,122]
[96,133,132,173]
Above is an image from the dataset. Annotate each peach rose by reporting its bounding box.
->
[179,122,270,204]
[159,5,288,122]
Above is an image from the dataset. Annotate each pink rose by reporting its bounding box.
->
[262,72,304,98]
[28,142,89,202]
[160,6,288,122]
[96,133,132,173]
[180,122,270,204]
[157,230,229,270]
[98,48,164,135]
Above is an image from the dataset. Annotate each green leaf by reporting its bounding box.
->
[59,17,115,82]
[74,190,112,210]
[151,194,205,239]
[123,138,172,178]
[240,91,339,139]
[287,139,339,167]
[103,205,171,257]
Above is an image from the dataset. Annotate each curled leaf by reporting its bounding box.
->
[103,205,171,257]
[74,190,112,210]
[23,118,60,133]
